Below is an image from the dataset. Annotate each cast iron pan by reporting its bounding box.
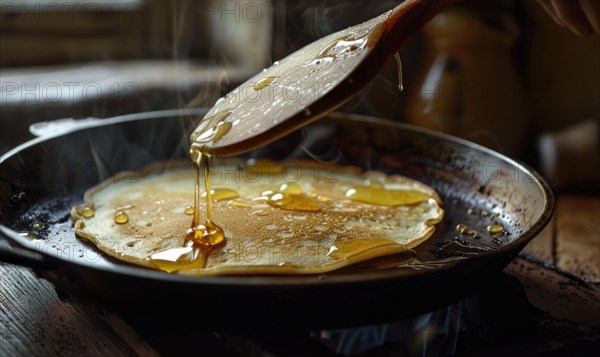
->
[0,109,553,328]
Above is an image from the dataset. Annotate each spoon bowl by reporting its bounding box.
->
[193,0,461,156]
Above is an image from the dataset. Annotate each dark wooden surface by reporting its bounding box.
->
[1,195,599,356]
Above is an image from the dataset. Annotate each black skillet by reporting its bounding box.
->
[0,109,553,328]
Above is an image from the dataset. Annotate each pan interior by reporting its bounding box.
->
[0,112,551,283]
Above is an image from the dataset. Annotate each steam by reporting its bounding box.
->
[293,0,398,39]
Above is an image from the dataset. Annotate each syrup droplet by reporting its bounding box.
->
[18,231,39,239]
[82,206,95,218]
[279,183,303,194]
[253,76,278,91]
[228,201,251,208]
[365,179,383,188]
[394,52,404,91]
[188,220,226,247]
[202,188,240,201]
[314,34,367,62]
[150,244,203,273]
[487,224,504,234]
[31,221,44,230]
[211,122,232,143]
[114,212,129,224]
[184,206,194,215]
[345,186,430,206]
[456,224,476,235]
[267,193,321,212]
[191,111,232,145]
[481,210,490,217]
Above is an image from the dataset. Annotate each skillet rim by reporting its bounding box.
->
[0,109,554,288]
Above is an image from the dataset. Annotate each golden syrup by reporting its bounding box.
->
[365,179,384,188]
[456,223,476,235]
[315,35,349,60]
[326,238,399,260]
[31,222,44,230]
[228,200,251,208]
[253,76,278,91]
[279,183,303,194]
[202,188,240,201]
[317,195,330,202]
[314,34,368,61]
[114,212,129,224]
[211,121,232,143]
[162,141,227,271]
[187,147,226,249]
[149,242,205,273]
[190,110,232,146]
[481,210,490,217]
[267,193,321,212]
[82,206,95,218]
[18,231,39,239]
[487,224,504,234]
[197,220,226,246]
[345,186,430,206]
[394,52,404,91]
[491,213,500,219]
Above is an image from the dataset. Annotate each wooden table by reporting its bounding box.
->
[1,195,599,356]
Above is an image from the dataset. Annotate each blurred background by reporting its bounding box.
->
[0,0,598,190]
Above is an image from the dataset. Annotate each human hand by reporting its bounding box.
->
[537,0,600,35]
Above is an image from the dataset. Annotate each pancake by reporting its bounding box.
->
[71,160,443,275]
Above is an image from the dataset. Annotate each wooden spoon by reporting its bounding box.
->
[192,0,461,156]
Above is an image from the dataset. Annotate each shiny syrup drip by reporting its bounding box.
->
[18,231,39,239]
[487,224,504,234]
[253,76,278,91]
[312,34,369,64]
[456,223,476,235]
[31,221,44,230]
[189,149,225,253]
[114,211,129,224]
[256,182,321,212]
[345,186,430,206]
[82,206,95,218]
[151,111,233,272]
[394,52,404,91]
[202,188,239,201]
[267,193,321,212]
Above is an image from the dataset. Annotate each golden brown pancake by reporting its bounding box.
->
[72,160,443,275]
